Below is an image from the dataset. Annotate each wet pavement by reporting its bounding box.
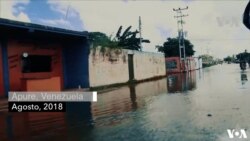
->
[0,64,250,141]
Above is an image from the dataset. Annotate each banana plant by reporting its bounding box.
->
[115,26,150,51]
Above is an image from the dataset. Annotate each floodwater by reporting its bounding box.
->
[0,64,250,141]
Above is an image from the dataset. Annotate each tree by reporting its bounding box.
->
[115,26,150,51]
[156,37,195,57]
[224,56,235,63]
[200,54,213,63]
[89,26,150,51]
[89,32,115,48]
[236,50,250,62]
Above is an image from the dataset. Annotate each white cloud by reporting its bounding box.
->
[48,1,68,15]
[0,0,30,23]
[47,1,80,19]
[38,18,73,29]
[15,11,30,22]
[57,0,249,58]
[37,0,82,30]
[2,0,250,58]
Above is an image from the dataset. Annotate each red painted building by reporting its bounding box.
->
[0,18,90,98]
[166,57,197,74]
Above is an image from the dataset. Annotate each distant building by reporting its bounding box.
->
[165,56,202,74]
[0,18,90,97]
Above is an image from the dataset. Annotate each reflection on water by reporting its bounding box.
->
[65,102,94,141]
[91,78,168,125]
[0,103,93,141]
[129,86,137,110]
[1,64,250,141]
[0,78,168,141]
[241,72,248,85]
[0,112,67,141]
[167,71,197,93]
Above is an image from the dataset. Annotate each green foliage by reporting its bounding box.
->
[199,54,218,67]
[115,26,150,51]
[89,32,116,48]
[200,54,213,62]
[223,55,236,62]
[236,50,250,62]
[89,32,120,58]
[156,37,195,57]
[89,25,150,51]
[89,31,119,57]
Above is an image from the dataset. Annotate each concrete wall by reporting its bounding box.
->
[89,47,129,87]
[194,57,199,70]
[187,57,196,71]
[199,58,203,69]
[166,57,182,73]
[194,57,203,70]
[132,50,166,80]
[7,39,63,91]
[166,57,200,73]
[89,47,166,88]
[0,38,89,93]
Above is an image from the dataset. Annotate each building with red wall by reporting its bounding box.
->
[166,57,198,74]
[0,18,90,98]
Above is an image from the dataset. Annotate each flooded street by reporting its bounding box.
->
[1,64,250,141]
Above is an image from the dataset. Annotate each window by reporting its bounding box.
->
[166,61,177,69]
[21,55,52,73]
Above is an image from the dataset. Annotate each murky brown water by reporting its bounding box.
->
[0,64,250,141]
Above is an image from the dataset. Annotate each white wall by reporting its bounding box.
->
[89,47,129,87]
[194,57,203,69]
[194,57,199,70]
[199,58,203,69]
[131,50,166,80]
[89,47,166,88]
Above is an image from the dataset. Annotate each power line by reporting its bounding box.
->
[189,38,250,41]
[139,16,142,50]
[173,6,189,71]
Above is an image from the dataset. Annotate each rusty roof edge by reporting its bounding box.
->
[0,18,88,38]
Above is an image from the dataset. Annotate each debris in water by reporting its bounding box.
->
[207,114,212,117]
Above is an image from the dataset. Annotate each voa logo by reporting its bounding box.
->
[227,129,247,139]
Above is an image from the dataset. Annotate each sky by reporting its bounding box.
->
[0,0,249,59]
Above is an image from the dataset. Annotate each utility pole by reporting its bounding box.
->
[173,6,188,72]
[0,1,1,18]
[139,16,142,51]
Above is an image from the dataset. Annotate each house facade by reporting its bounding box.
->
[0,18,90,97]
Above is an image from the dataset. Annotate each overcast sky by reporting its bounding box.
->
[0,0,249,59]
